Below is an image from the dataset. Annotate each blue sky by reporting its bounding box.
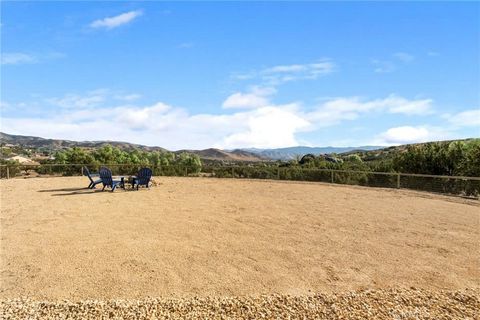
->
[1,1,479,149]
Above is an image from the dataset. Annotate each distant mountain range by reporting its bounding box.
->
[0,132,265,162]
[1,132,382,161]
[0,132,168,152]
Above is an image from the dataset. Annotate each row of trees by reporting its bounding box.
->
[392,140,480,177]
[1,139,478,196]
[2,140,478,177]
[294,139,480,177]
[45,145,202,172]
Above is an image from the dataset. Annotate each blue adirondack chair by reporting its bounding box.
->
[83,166,102,189]
[99,167,124,192]
[132,168,153,190]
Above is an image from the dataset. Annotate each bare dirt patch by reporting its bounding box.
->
[1,177,479,301]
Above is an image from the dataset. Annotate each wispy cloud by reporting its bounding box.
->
[393,52,414,63]
[232,59,335,85]
[1,51,65,66]
[90,10,143,30]
[1,52,37,65]
[307,94,434,126]
[46,89,140,109]
[178,42,194,49]
[372,52,414,73]
[447,109,480,127]
[47,95,104,109]
[372,59,395,73]
[223,87,276,109]
[114,93,142,101]
[0,101,11,111]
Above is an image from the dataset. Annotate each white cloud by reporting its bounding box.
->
[264,64,307,73]
[1,101,310,149]
[374,126,452,145]
[46,89,143,109]
[222,87,276,109]
[262,61,335,84]
[1,89,443,149]
[1,53,37,65]
[0,101,10,110]
[372,59,395,73]
[447,109,480,127]
[372,52,414,73]
[379,126,430,144]
[393,52,414,63]
[90,10,143,29]
[221,105,310,148]
[1,52,65,65]
[223,93,269,109]
[47,91,106,109]
[233,60,335,85]
[386,96,433,115]
[114,94,142,101]
[308,94,433,126]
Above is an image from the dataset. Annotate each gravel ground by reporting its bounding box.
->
[2,177,479,299]
[1,288,478,319]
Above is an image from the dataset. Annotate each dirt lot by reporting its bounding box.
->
[0,176,479,301]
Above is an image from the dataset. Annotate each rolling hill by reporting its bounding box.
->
[0,132,265,162]
[0,132,167,152]
[1,132,476,163]
[241,146,383,160]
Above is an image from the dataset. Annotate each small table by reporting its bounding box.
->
[114,176,125,189]
[120,176,137,189]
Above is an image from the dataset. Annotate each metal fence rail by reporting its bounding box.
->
[1,163,479,198]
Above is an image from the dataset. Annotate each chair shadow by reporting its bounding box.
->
[49,187,136,196]
[51,190,104,196]
[38,187,89,192]
[39,186,137,196]
[39,187,108,196]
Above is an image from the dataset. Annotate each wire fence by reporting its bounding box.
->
[1,163,479,198]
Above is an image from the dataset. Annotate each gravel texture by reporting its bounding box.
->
[1,288,478,319]
[2,177,479,299]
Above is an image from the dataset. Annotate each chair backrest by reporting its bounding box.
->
[83,166,94,182]
[137,167,152,185]
[99,167,113,186]
[83,166,92,176]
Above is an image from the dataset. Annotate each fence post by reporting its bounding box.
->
[330,170,334,183]
[6,167,10,179]
[185,167,188,177]
[81,166,84,176]
[231,167,235,178]
[277,167,280,180]
[396,173,401,189]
